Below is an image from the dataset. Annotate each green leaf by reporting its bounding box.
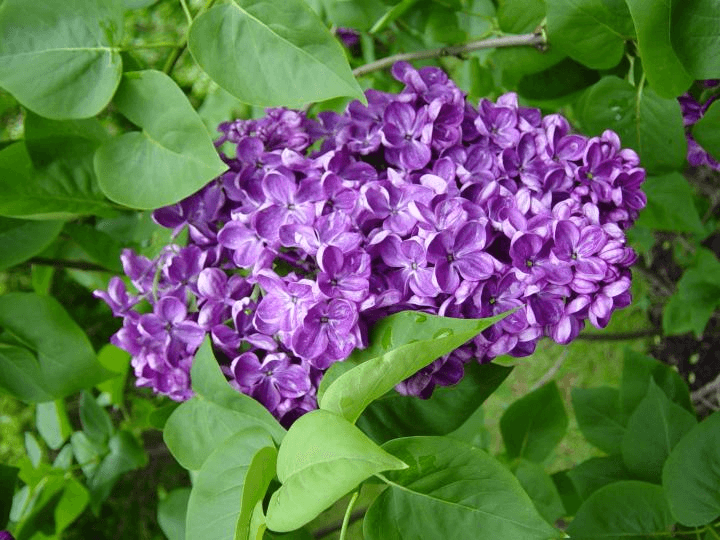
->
[363,437,560,540]
[517,58,600,100]
[235,445,277,540]
[70,432,103,480]
[663,259,720,337]
[0,218,63,271]
[623,0,693,98]
[357,362,512,443]
[187,1,364,108]
[578,76,687,174]
[79,391,114,446]
[64,222,123,272]
[545,0,633,69]
[186,429,274,540]
[567,455,631,500]
[87,430,147,512]
[164,339,284,470]
[635,173,706,235]
[572,387,625,454]
[693,100,720,162]
[35,400,72,451]
[663,410,720,526]
[620,350,694,418]
[566,481,674,539]
[0,142,115,219]
[621,380,696,483]
[95,344,130,408]
[323,0,387,30]
[670,0,720,80]
[319,311,507,423]
[54,478,89,534]
[0,0,123,119]
[94,70,226,210]
[265,409,407,533]
[52,445,74,471]
[24,112,109,167]
[551,470,581,516]
[0,293,111,402]
[0,464,19,528]
[24,432,43,467]
[500,381,568,463]
[513,459,566,525]
[158,488,191,540]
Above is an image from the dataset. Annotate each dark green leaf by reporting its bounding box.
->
[578,76,687,174]
[79,391,114,446]
[0,0,123,118]
[551,470,581,515]
[158,488,190,540]
[265,410,407,533]
[566,481,674,539]
[693,100,720,162]
[670,0,720,80]
[235,445,277,540]
[95,70,226,209]
[364,437,560,540]
[572,387,624,454]
[0,218,63,271]
[663,410,720,526]
[620,350,694,418]
[623,0,692,98]
[514,459,566,525]
[24,112,109,167]
[35,400,72,451]
[186,429,274,540]
[497,0,544,34]
[147,402,180,431]
[324,0,387,30]
[0,143,115,219]
[0,464,19,528]
[357,362,512,443]
[319,311,507,423]
[0,293,111,402]
[567,455,631,500]
[64,222,123,273]
[546,0,633,69]
[621,380,696,483]
[635,173,706,235]
[500,382,568,463]
[517,58,600,100]
[187,1,364,108]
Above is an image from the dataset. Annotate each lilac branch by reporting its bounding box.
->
[352,32,546,77]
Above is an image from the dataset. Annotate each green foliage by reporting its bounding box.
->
[693,100,720,162]
[670,0,720,80]
[572,387,624,455]
[0,218,64,272]
[157,488,191,540]
[634,173,706,235]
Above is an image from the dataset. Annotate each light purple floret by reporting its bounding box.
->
[96,61,646,427]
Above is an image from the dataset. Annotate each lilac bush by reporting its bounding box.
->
[97,62,645,426]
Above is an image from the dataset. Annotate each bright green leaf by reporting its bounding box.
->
[566,481,674,539]
[158,488,191,540]
[0,0,123,119]
[94,70,226,209]
[500,382,568,463]
[54,478,89,534]
[546,0,633,69]
[693,100,720,162]
[364,437,561,540]
[621,380,696,483]
[623,0,693,98]
[96,344,130,408]
[0,464,18,528]
[567,455,631,500]
[514,459,566,525]
[572,387,625,455]
[265,409,407,532]
[635,173,706,235]
[235,445,277,540]
[670,0,720,80]
[187,0,364,108]
[0,293,111,402]
[663,410,720,526]
[0,218,63,271]
[70,431,103,480]
[319,311,507,423]
[35,400,72,451]
[357,362,512,443]
[24,432,42,468]
[578,76,687,173]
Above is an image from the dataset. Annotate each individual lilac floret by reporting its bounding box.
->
[97,60,645,424]
[679,81,720,171]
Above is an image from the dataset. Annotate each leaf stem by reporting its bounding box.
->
[352,32,546,77]
[179,0,193,25]
[707,525,720,540]
[163,0,218,75]
[339,491,359,540]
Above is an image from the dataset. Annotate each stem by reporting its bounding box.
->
[28,257,109,273]
[179,0,193,25]
[707,525,720,540]
[352,32,546,77]
[123,42,182,51]
[313,508,367,539]
[163,0,218,75]
[339,491,359,540]
[575,329,661,341]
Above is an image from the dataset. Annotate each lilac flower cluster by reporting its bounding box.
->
[97,62,644,425]
[679,80,720,171]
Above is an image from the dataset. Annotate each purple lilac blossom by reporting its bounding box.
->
[0,531,14,540]
[679,81,720,170]
[97,61,645,427]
